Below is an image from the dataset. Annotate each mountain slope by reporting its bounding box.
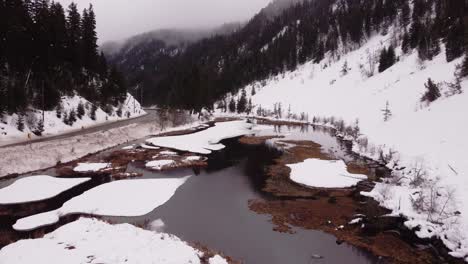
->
[224,6,468,262]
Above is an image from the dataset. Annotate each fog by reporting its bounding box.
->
[56,0,272,43]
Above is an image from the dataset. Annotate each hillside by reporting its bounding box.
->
[0,1,141,144]
[218,1,468,261]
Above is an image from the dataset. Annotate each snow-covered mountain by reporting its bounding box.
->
[223,6,468,263]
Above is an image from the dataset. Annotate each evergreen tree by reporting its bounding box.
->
[421,78,441,103]
[33,118,44,136]
[228,98,236,113]
[237,89,247,113]
[56,103,63,118]
[68,109,77,125]
[77,102,85,119]
[381,101,392,122]
[17,114,25,131]
[90,104,98,120]
[81,4,98,72]
[66,2,82,72]
[379,46,396,72]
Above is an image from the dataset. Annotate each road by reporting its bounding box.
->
[0,110,158,148]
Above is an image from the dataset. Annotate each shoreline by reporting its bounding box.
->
[238,119,462,263]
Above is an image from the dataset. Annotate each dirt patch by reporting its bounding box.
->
[238,135,284,145]
[259,140,371,198]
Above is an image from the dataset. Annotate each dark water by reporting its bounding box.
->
[102,125,382,264]
[1,123,384,263]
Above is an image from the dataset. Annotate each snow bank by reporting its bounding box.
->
[147,120,253,154]
[0,218,209,264]
[73,163,110,172]
[227,29,468,260]
[288,159,367,188]
[0,115,200,177]
[209,255,229,264]
[0,93,145,146]
[145,160,176,170]
[14,177,190,231]
[0,176,90,204]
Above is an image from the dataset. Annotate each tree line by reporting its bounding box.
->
[0,0,127,117]
[113,0,467,112]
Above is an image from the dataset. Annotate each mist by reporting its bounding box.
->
[56,0,272,43]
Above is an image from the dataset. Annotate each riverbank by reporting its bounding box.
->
[239,119,463,263]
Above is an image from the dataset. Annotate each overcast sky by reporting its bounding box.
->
[56,0,272,43]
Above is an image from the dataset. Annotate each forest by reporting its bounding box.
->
[114,0,468,112]
[0,0,127,117]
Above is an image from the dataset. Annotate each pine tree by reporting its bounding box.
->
[81,4,98,72]
[421,78,441,103]
[66,3,82,72]
[237,89,247,113]
[463,9,468,77]
[77,102,85,119]
[17,114,25,132]
[33,118,44,136]
[56,103,63,118]
[247,98,253,115]
[228,98,236,113]
[381,101,392,122]
[90,104,98,120]
[68,109,77,125]
[379,46,396,73]
[445,18,464,62]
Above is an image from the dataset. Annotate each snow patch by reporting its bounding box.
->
[1,218,210,264]
[146,120,253,154]
[73,163,110,172]
[145,160,176,170]
[14,177,190,231]
[0,176,90,204]
[288,159,367,188]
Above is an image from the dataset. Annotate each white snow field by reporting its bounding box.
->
[227,29,468,260]
[14,177,190,231]
[0,116,200,178]
[0,176,90,205]
[288,159,367,188]
[0,93,145,146]
[146,120,254,154]
[0,218,224,264]
[73,163,110,172]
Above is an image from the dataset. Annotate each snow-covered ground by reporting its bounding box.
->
[147,120,253,154]
[225,30,468,260]
[0,93,145,146]
[0,218,225,264]
[14,177,190,231]
[288,159,367,188]
[0,176,90,204]
[145,160,176,170]
[73,163,110,172]
[0,115,200,177]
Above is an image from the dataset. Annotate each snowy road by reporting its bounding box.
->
[0,110,157,148]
